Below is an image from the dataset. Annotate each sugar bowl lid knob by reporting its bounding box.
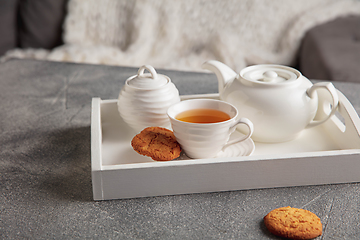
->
[127,65,168,89]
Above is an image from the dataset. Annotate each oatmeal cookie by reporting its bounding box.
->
[264,206,322,240]
[131,127,181,161]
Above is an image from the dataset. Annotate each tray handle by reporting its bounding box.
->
[316,90,360,149]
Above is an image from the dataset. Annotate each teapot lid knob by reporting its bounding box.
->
[263,71,278,82]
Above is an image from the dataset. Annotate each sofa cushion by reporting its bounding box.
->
[0,0,18,56]
[18,0,68,49]
[299,15,360,82]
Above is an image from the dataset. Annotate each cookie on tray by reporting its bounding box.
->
[264,206,322,240]
[131,127,181,161]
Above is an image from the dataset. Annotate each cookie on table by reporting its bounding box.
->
[131,127,181,161]
[264,206,322,240]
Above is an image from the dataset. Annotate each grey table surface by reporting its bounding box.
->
[1,59,360,239]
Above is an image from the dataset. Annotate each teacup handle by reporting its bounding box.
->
[306,82,339,128]
[223,117,254,149]
[137,65,158,79]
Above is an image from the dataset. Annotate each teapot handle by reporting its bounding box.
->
[306,82,339,128]
[137,65,158,79]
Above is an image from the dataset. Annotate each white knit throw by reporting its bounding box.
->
[3,0,360,72]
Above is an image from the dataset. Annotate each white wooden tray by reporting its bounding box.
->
[91,91,360,200]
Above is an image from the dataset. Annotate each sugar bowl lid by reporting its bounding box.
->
[126,65,168,89]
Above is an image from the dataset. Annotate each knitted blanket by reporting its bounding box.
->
[3,0,360,72]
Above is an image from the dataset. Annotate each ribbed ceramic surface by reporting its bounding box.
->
[176,137,255,159]
[118,76,180,133]
[171,120,234,158]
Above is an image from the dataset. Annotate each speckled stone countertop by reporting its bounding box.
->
[1,59,360,239]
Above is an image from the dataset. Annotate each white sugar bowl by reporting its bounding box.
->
[118,65,180,133]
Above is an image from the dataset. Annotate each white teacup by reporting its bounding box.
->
[167,99,254,159]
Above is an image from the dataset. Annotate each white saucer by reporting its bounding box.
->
[216,138,255,158]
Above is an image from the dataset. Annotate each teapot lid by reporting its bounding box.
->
[127,65,168,89]
[240,65,299,84]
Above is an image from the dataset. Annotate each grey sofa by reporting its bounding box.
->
[298,15,360,82]
[0,0,68,56]
[1,1,359,83]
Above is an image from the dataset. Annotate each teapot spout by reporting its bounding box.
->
[202,60,237,93]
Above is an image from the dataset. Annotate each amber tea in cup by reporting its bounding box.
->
[167,99,254,158]
[175,109,231,123]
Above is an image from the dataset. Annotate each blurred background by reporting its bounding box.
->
[1,0,359,82]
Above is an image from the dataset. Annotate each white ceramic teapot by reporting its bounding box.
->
[202,60,339,143]
[118,65,180,133]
